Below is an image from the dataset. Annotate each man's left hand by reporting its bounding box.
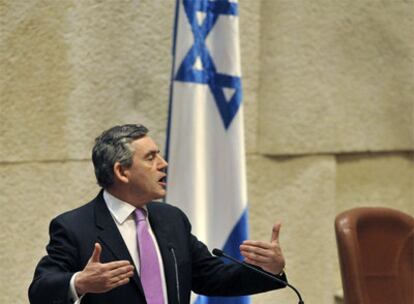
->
[239,223,285,275]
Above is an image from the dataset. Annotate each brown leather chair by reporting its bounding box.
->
[335,207,414,304]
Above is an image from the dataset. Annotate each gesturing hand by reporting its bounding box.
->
[75,243,135,295]
[239,223,285,275]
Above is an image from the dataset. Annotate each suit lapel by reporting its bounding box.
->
[93,192,146,298]
[148,203,178,304]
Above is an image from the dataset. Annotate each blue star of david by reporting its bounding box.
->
[175,0,242,129]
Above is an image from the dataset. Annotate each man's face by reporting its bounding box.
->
[123,136,168,203]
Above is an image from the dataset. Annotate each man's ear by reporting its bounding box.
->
[113,162,129,184]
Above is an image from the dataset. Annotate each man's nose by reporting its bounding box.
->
[157,155,168,169]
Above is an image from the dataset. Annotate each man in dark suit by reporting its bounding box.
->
[29,124,287,304]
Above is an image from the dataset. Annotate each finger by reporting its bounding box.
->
[109,264,135,277]
[109,270,135,284]
[241,250,272,263]
[271,223,281,243]
[90,243,102,263]
[242,240,272,249]
[240,245,273,257]
[103,260,132,271]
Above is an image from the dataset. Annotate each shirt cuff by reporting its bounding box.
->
[68,272,85,304]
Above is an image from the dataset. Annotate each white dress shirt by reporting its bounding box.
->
[68,191,168,303]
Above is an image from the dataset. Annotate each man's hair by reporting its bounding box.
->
[92,124,149,189]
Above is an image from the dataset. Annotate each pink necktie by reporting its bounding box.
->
[135,209,164,304]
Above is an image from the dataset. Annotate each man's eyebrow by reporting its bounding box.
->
[144,149,160,158]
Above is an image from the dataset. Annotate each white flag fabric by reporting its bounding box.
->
[166,1,249,303]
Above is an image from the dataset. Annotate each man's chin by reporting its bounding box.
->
[155,189,167,199]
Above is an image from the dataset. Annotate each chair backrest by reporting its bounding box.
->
[335,207,414,304]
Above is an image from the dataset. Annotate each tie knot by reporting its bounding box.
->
[135,208,147,222]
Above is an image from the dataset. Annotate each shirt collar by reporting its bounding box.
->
[103,190,148,224]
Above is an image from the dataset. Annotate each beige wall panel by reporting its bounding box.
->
[63,1,174,159]
[1,1,74,162]
[0,161,99,303]
[239,1,261,153]
[258,1,414,155]
[336,152,414,214]
[247,155,337,304]
[0,1,175,162]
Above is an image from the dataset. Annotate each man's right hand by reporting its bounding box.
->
[75,243,135,295]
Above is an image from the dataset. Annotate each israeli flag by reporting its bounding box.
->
[166,0,249,303]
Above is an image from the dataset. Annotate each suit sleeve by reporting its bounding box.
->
[29,216,81,304]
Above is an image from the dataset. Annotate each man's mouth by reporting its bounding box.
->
[158,175,167,187]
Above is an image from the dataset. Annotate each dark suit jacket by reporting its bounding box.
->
[29,191,286,304]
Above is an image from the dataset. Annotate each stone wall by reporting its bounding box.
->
[0,1,412,303]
